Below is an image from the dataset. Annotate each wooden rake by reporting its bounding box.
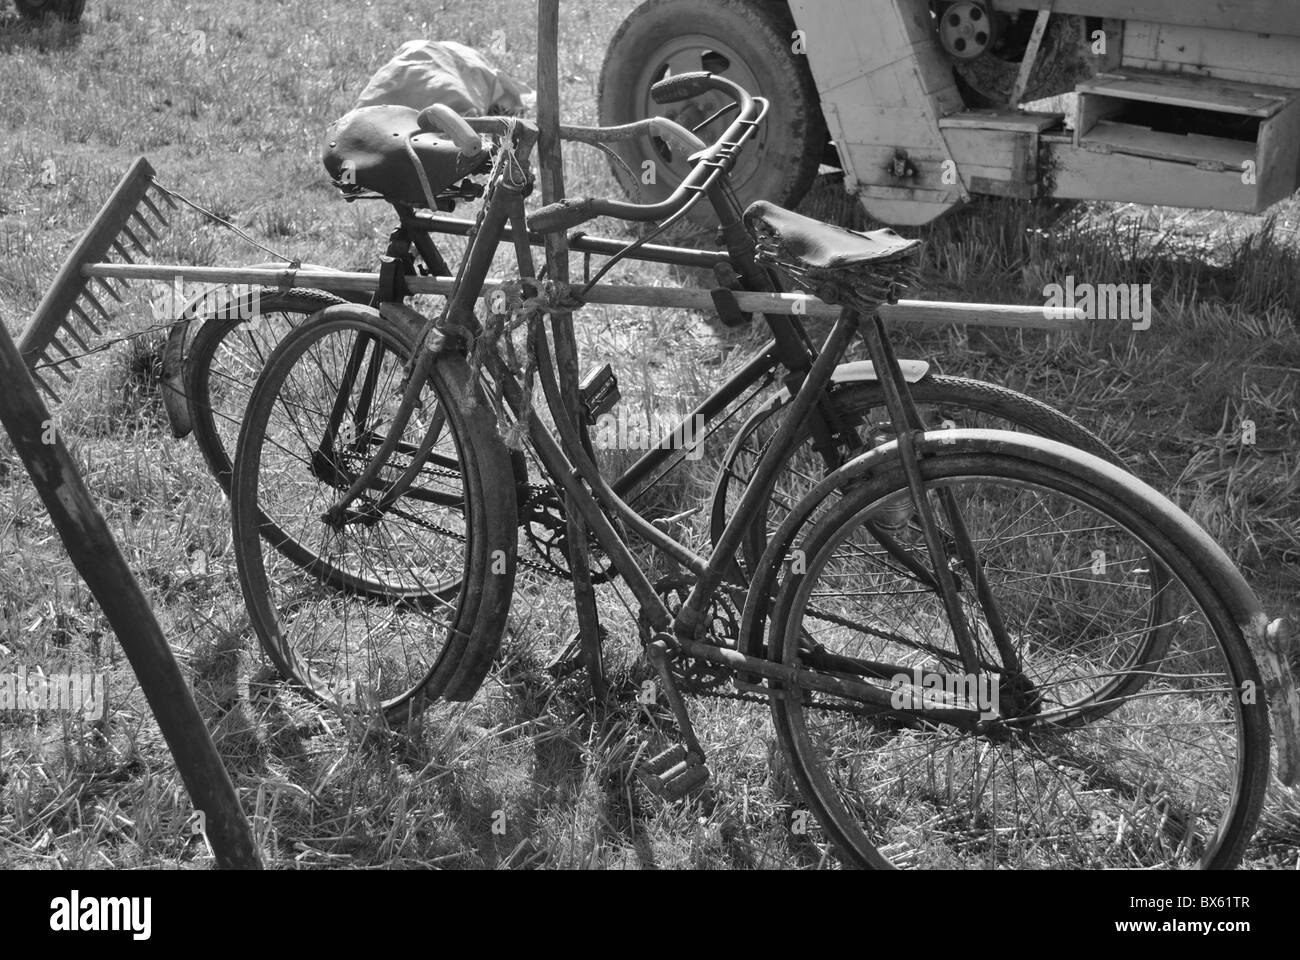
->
[18,156,177,401]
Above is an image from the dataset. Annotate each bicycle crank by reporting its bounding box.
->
[637,635,711,800]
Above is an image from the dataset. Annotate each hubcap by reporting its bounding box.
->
[634,35,769,196]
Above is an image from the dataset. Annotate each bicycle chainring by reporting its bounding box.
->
[653,574,740,691]
[522,487,615,584]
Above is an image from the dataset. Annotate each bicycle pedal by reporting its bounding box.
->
[579,363,620,424]
[638,746,710,799]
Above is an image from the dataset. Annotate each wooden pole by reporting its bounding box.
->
[0,316,261,870]
[536,0,607,699]
[76,263,1087,331]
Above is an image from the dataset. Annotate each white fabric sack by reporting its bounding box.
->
[355,39,535,116]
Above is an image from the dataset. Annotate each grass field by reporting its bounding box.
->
[1,0,1298,868]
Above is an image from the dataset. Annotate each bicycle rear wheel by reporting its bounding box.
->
[712,374,1120,576]
[764,442,1269,868]
[231,304,517,716]
[186,288,345,497]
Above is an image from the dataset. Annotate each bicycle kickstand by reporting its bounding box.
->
[638,635,710,800]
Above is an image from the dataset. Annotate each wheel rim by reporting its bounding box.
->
[632,34,770,197]
[775,472,1259,868]
[238,321,470,709]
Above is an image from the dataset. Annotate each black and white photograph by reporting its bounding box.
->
[0,0,1296,928]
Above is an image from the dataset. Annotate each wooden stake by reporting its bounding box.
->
[537,0,606,700]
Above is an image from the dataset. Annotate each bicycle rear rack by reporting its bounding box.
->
[19,156,176,402]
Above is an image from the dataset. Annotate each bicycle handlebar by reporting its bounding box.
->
[649,70,727,105]
[529,72,760,234]
[560,118,706,156]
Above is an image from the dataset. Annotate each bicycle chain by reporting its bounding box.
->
[354,458,894,719]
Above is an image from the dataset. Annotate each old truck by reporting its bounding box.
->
[598,0,1300,225]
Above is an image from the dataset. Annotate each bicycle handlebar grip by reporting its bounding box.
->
[417,104,486,157]
[650,71,719,104]
[529,198,601,234]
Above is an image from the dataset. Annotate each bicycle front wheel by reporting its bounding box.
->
[231,304,517,717]
[766,443,1269,868]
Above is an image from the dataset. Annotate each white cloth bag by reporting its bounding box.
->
[354,39,535,116]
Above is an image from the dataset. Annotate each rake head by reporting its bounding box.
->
[18,156,176,401]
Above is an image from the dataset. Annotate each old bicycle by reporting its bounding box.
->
[226,71,1290,867]
[226,74,1122,708]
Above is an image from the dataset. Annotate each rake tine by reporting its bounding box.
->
[94,276,125,303]
[140,192,171,227]
[30,370,60,402]
[119,224,149,255]
[79,291,110,332]
[47,335,82,369]
[62,311,92,351]
[129,210,161,241]
[148,185,179,217]
[41,354,75,384]
[110,240,136,263]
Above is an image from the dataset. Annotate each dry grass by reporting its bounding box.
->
[0,0,1297,869]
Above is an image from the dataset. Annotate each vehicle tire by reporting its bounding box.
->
[14,0,86,21]
[598,0,825,225]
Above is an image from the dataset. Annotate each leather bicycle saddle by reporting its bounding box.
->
[322,104,487,207]
[743,200,922,271]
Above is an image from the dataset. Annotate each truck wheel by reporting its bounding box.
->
[598,0,826,225]
[14,0,87,21]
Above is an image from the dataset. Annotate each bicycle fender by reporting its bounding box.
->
[772,359,929,403]
[160,264,368,440]
[160,318,195,439]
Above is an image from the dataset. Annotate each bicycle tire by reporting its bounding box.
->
[231,304,518,717]
[762,438,1269,868]
[711,373,1121,573]
[187,288,346,496]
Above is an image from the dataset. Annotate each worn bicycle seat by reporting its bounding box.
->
[322,104,487,207]
[743,200,922,271]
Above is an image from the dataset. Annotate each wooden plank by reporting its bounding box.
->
[1075,91,1127,140]
[992,0,1300,38]
[1045,142,1258,210]
[939,109,1062,132]
[1077,70,1293,117]
[1086,18,1123,73]
[1080,120,1255,169]
[1123,21,1300,88]
[76,263,1084,330]
[942,128,1035,184]
[792,0,964,226]
[1256,97,1300,206]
